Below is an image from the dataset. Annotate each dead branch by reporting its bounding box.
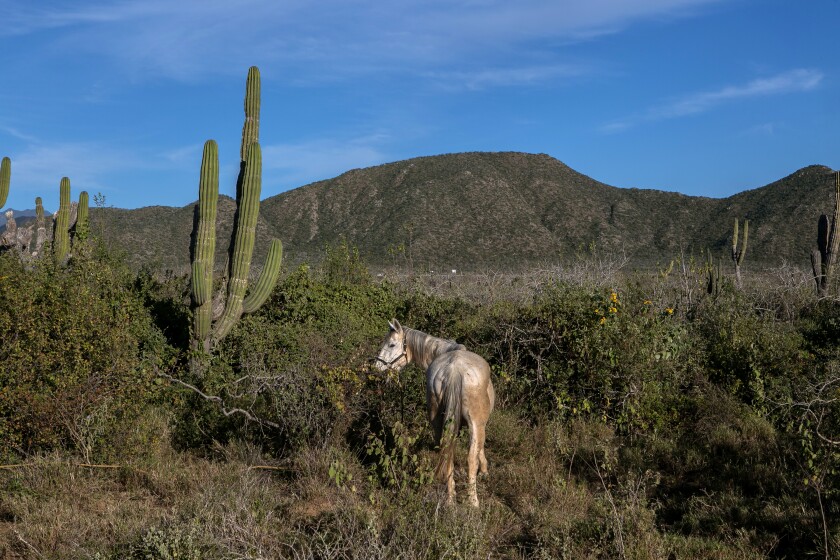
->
[157,369,280,429]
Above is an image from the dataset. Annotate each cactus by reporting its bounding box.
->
[33,197,46,257]
[706,248,722,297]
[74,191,89,241]
[53,177,72,262]
[0,157,9,210]
[190,66,283,354]
[811,171,840,296]
[731,218,748,289]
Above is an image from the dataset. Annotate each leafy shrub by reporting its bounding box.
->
[0,249,171,456]
[173,258,400,452]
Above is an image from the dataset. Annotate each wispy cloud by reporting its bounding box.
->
[2,0,727,83]
[0,125,39,143]
[602,69,824,133]
[426,64,591,91]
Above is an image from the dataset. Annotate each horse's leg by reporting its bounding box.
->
[445,453,456,505]
[478,419,489,476]
[466,421,484,507]
[479,381,494,476]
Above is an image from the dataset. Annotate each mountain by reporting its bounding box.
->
[85,152,837,272]
[0,209,46,227]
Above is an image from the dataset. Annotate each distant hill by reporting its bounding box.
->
[0,208,48,227]
[81,152,837,272]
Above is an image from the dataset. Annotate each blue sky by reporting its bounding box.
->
[1,0,838,211]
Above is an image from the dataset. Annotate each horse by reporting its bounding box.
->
[374,319,495,507]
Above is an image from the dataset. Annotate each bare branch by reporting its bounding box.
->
[157,369,279,429]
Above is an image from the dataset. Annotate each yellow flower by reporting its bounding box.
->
[665,307,674,315]
[610,292,618,303]
[599,316,606,325]
[609,306,617,314]
[643,300,652,305]
[595,309,602,315]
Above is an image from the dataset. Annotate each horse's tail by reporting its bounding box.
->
[435,369,463,483]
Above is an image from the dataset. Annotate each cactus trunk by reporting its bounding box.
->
[33,197,46,256]
[213,142,262,344]
[54,177,71,262]
[75,191,89,241]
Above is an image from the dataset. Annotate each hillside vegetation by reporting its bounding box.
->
[86,152,837,272]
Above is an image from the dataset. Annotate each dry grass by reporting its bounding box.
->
[0,410,775,560]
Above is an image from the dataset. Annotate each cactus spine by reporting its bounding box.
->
[0,157,10,209]
[53,177,71,262]
[811,171,840,296]
[190,66,283,354]
[731,218,748,289]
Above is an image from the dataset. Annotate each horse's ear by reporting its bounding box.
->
[389,318,403,332]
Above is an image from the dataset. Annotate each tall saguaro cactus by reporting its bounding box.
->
[74,191,90,241]
[53,177,72,262]
[0,157,10,209]
[190,66,283,354]
[731,218,748,289]
[33,197,46,257]
[811,171,840,297]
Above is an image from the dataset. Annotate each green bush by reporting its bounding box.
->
[173,259,401,452]
[0,249,171,456]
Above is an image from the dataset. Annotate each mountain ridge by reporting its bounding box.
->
[14,151,836,272]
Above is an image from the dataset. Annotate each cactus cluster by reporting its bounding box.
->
[0,156,89,261]
[190,66,283,354]
[731,218,748,289]
[811,171,840,296]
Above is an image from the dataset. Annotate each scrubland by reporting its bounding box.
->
[1,242,838,559]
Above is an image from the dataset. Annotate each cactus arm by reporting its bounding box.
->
[0,157,10,209]
[53,177,71,262]
[191,140,220,351]
[240,66,260,163]
[213,142,263,344]
[242,238,283,314]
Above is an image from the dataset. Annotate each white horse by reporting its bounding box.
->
[374,319,495,507]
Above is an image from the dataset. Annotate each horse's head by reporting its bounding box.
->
[373,318,409,371]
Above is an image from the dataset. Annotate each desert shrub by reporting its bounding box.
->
[173,259,401,453]
[0,249,172,457]
[118,521,208,560]
[455,282,692,438]
[690,289,807,406]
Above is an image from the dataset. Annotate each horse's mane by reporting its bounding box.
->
[405,328,465,368]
